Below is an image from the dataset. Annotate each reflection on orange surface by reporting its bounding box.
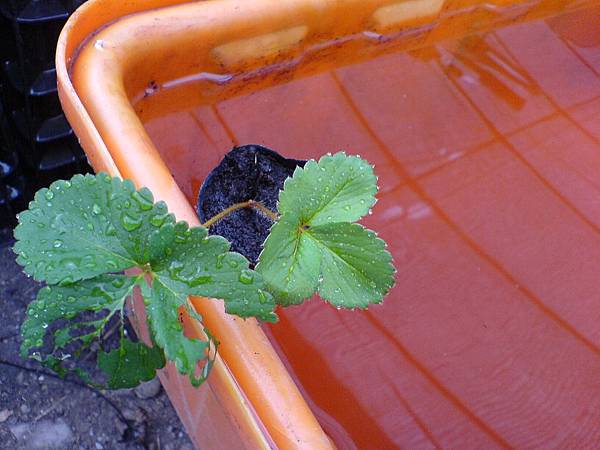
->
[143,7,600,448]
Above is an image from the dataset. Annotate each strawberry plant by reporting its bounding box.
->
[13,152,395,389]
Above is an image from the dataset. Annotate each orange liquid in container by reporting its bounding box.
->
[139,6,600,447]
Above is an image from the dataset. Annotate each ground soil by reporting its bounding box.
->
[197,145,304,265]
[0,232,195,450]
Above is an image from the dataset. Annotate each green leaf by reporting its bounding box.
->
[153,226,277,322]
[308,223,395,308]
[98,339,165,389]
[20,274,137,382]
[14,173,279,389]
[253,217,322,305]
[257,152,395,307]
[13,173,178,284]
[278,152,377,226]
[145,279,215,386]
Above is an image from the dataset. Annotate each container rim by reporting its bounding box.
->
[56,1,335,449]
[56,0,595,448]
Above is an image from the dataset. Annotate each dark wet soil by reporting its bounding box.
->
[197,145,304,265]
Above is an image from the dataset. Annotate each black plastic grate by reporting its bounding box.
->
[0,0,92,234]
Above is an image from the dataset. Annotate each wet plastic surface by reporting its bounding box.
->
[142,6,600,448]
[59,0,600,448]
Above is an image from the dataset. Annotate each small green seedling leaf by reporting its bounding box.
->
[153,226,277,323]
[254,216,322,303]
[257,153,395,307]
[14,173,275,389]
[20,274,138,380]
[146,279,215,386]
[278,152,378,225]
[309,222,395,308]
[14,151,394,390]
[14,174,177,285]
[98,338,166,389]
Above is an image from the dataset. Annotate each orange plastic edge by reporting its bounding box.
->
[56,0,596,449]
[57,1,333,449]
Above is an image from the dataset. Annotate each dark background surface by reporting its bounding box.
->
[0,237,194,450]
[0,2,193,448]
[0,0,91,233]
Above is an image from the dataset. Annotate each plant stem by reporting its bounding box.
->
[251,201,280,222]
[201,200,278,228]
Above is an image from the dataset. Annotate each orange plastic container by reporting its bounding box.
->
[57,0,600,448]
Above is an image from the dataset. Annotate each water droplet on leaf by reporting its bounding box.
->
[150,213,168,227]
[59,275,74,286]
[175,233,188,243]
[238,270,254,285]
[190,275,212,286]
[132,189,154,210]
[120,212,142,231]
[168,261,184,279]
[258,290,268,304]
[112,277,125,288]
